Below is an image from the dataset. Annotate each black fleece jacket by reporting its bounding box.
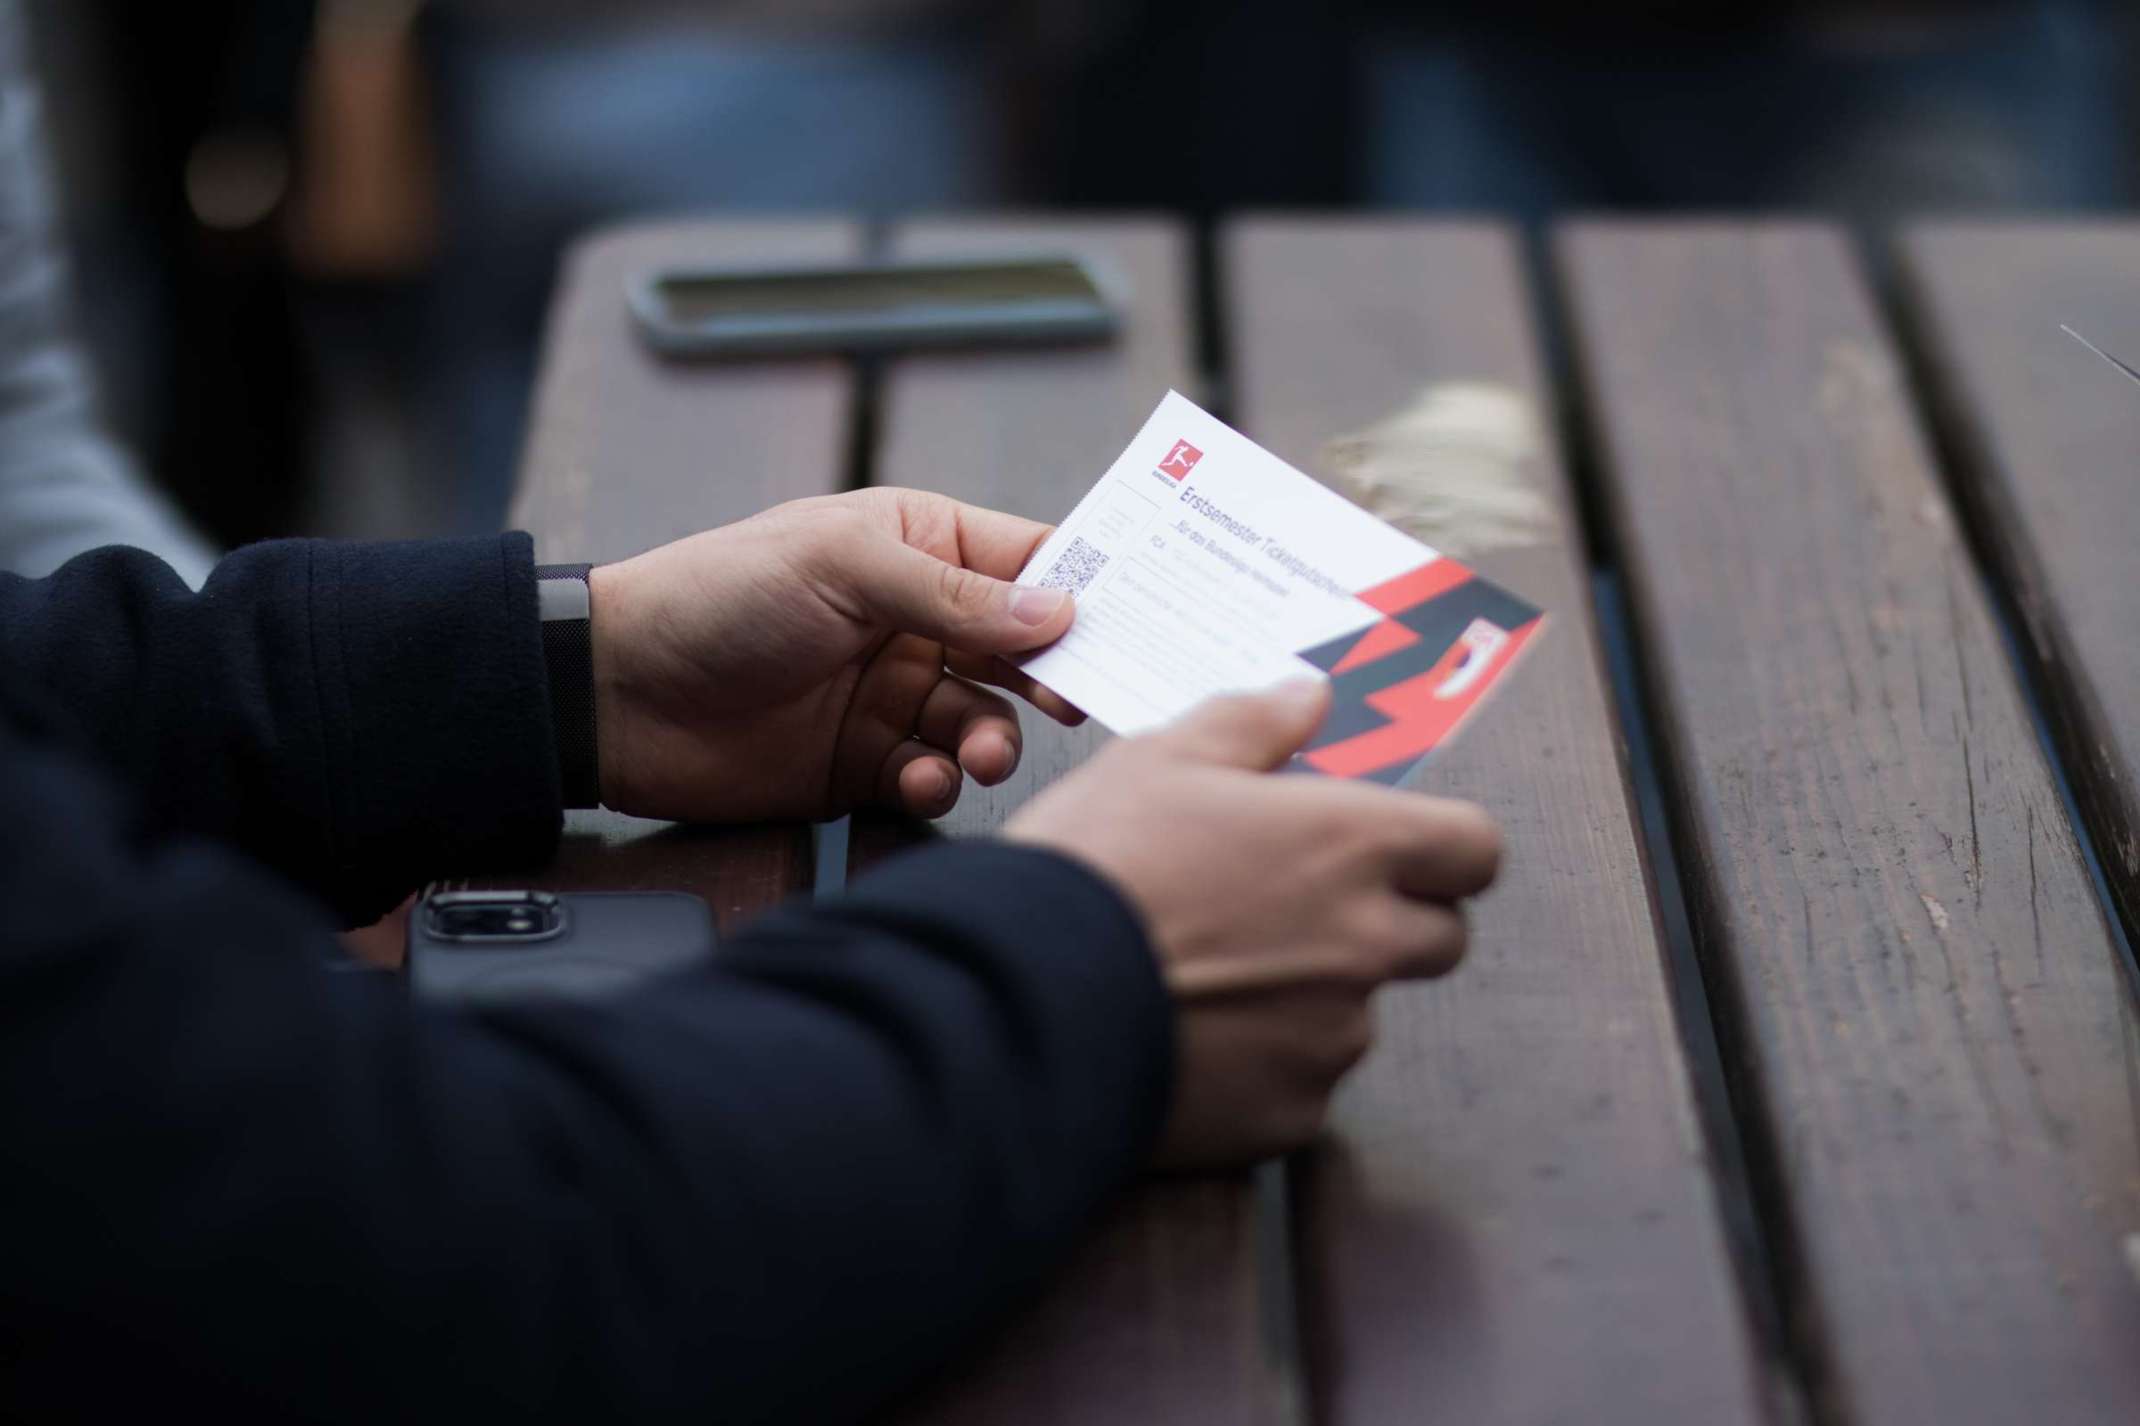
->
[0,535,1171,1422]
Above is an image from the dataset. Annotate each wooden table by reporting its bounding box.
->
[510,216,2140,1424]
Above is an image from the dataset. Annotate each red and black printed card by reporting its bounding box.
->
[1017,392,1544,786]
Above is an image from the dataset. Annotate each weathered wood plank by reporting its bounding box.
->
[512,218,864,563]
[870,218,1283,1426]
[1897,221,2140,953]
[1560,220,2140,1425]
[893,1178,1277,1424]
[1224,216,1767,1425]
[511,219,863,920]
[852,217,1195,860]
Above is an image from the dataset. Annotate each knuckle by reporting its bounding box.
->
[1369,807,1430,863]
[800,500,862,553]
[1315,792,1389,857]
[1351,899,1413,967]
[819,497,873,536]
[815,507,883,581]
[934,561,993,621]
[853,485,921,528]
[1301,809,1360,864]
[1082,738,1171,798]
[1450,800,1504,872]
[1417,797,1503,888]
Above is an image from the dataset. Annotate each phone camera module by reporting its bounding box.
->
[425,892,565,943]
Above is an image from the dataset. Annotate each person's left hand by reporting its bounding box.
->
[586,488,1082,824]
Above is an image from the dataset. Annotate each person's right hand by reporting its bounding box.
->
[1003,680,1502,1169]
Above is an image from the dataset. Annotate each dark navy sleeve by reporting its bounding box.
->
[0,535,560,924]
[0,717,1174,1423]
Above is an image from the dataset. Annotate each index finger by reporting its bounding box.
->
[890,489,1056,581]
[1378,792,1503,901]
[1289,777,1502,899]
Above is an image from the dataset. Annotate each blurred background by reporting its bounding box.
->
[28,0,2139,549]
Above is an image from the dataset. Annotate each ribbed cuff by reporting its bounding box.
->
[306,532,563,920]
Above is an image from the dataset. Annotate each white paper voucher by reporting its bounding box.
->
[1016,391,1545,784]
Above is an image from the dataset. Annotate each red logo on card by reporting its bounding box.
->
[1158,440,1203,481]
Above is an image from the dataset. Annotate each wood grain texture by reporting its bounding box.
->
[1223,217,1767,1425]
[1560,220,2140,1425]
[511,218,863,563]
[511,219,861,916]
[893,1180,1276,1426]
[1896,222,2140,953]
[856,218,1196,857]
[871,218,1284,1426]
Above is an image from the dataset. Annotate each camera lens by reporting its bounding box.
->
[426,893,563,942]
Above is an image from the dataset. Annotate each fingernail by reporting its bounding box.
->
[984,731,1019,783]
[1009,585,1070,626]
[926,763,955,804]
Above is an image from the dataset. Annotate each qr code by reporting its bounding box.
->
[1037,536,1110,595]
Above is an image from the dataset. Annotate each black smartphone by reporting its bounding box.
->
[628,255,1119,358]
[406,889,714,1006]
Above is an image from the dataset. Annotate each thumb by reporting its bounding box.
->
[840,537,1075,654]
[1150,678,1330,771]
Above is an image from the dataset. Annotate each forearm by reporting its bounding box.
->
[0,535,560,923]
[1,740,1169,1421]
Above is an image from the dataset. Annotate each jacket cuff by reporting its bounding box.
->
[308,532,562,919]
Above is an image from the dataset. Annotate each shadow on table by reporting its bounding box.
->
[470,809,813,935]
[848,808,946,879]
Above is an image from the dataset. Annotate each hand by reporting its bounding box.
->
[587,489,1083,823]
[1004,681,1501,1168]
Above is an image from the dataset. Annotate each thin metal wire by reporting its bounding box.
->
[2060,324,2140,387]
